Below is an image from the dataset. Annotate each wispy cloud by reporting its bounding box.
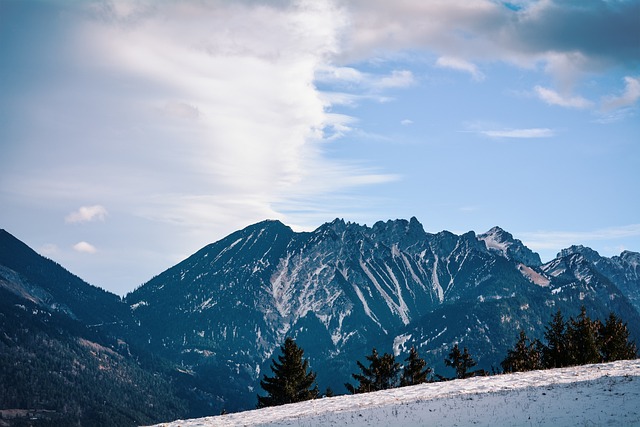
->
[602,76,640,111]
[316,66,415,91]
[6,1,405,236]
[73,241,98,254]
[480,128,555,138]
[40,244,60,256]
[534,86,593,109]
[435,56,484,81]
[160,101,200,120]
[65,205,108,224]
[375,70,415,89]
[520,224,640,252]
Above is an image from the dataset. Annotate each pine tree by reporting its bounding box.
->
[400,346,431,387]
[567,306,601,366]
[501,330,543,373]
[598,312,638,362]
[257,337,318,408]
[345,348,378,394]
[444,344,477,379]
[346,348,401,394]
[542,310,570,368]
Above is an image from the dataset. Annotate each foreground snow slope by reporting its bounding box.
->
[152,360,640,427]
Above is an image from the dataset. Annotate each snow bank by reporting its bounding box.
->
[150,359,640,427]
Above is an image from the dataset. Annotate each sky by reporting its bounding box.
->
[1,0,639,296]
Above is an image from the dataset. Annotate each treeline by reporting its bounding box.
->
[257,307,637,407]
[0,292,188,427]
[501,307,637,372]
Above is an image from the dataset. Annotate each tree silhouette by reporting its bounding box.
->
[567,306,600,366]
[400,346,431,386]
[542,310,570,368]
[598,312,637,362]
[501,330,543,373]
[257,337,318,408]
[444,344,477,379]
[346,348,400,394]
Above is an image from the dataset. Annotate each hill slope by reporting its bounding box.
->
[150,359,640,427]
[0,230,188,426]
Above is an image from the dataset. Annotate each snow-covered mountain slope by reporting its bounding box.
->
[125,218,640,413]
[150,359,640,427]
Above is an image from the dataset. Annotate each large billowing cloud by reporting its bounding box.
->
[5,0,637,234]
[341,0,639,104]
[343,0,639,68]
[4,0,405,234]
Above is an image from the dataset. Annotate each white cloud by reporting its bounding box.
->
[315,66,414,91]
[40,244,60,256]
[73,241,98,254]
[160,101,200,120]
[602,76,640,111]
[534,86,593,109]
[521,224,640,252]
[26,0,399,235]
[480,128,555,138]
[65,205,108,223]
[401,119,413,126]
[435,56,485,81]
[594,107,636,124]
[374,70,415,89]
[342,0,638,97]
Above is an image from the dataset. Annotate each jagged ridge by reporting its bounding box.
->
[124,218,640,413]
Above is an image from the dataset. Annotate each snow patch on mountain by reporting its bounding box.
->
[131,300,148,310]
[392,333,412,356]
[431,255,444,303]
[359,259,410,326]
[352,283,382,330]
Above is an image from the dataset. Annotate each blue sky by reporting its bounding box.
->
[1,0,639,296]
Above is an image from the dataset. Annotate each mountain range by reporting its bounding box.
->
[1,218,639,424]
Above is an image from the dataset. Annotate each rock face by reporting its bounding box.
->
[478,226,542,266]
[124,218,640,412]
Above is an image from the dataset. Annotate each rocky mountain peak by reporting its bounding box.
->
[370,217,427,248]
[619,251,640,266]
[478,226,542,266]
[558,245,601,263]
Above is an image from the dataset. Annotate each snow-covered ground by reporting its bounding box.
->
[151,359,640,427]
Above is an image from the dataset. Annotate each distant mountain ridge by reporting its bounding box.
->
[0,229,188,426]
[1,219,640,419]
[124,218,640,412]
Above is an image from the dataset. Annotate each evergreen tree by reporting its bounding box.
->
[346,348,401,394]
[257,337,318,408]
[567,306,601,366]
[444,344,477,379]
[598,312,638,362]
[400,346,432,387]
[501,330,543,373]
[346,348,379,394]
[542,310,570,368]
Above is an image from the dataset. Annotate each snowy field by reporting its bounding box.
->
[151,360,640,427]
